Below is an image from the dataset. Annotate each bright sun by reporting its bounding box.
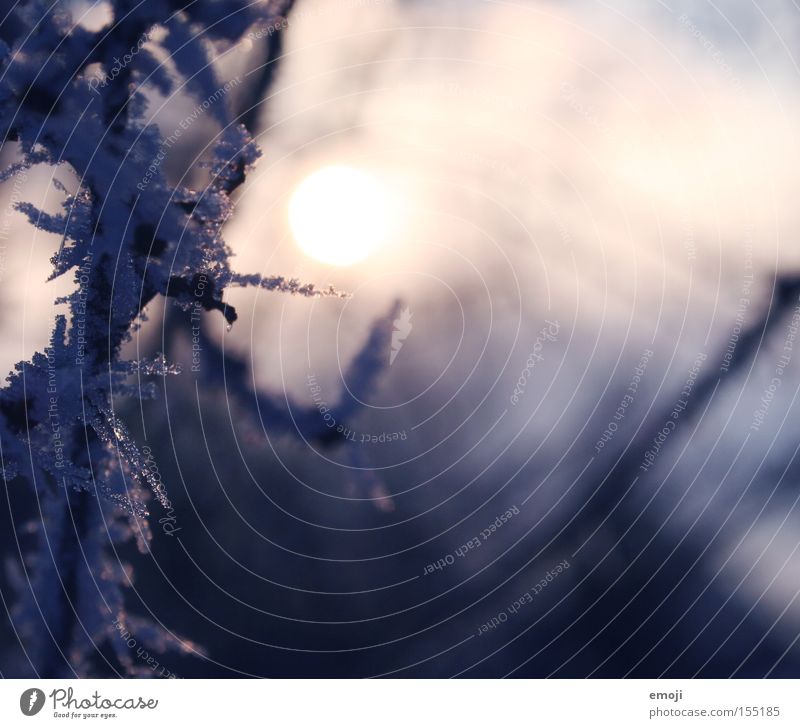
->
[288,165,391,266]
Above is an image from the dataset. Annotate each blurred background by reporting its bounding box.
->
[2,0,800,677]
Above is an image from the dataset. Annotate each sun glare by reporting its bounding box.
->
[288,165,391,266]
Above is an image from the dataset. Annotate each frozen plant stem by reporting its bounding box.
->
[0,0,370,677]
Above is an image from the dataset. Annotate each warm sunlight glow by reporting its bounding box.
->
[289,165,390,266]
